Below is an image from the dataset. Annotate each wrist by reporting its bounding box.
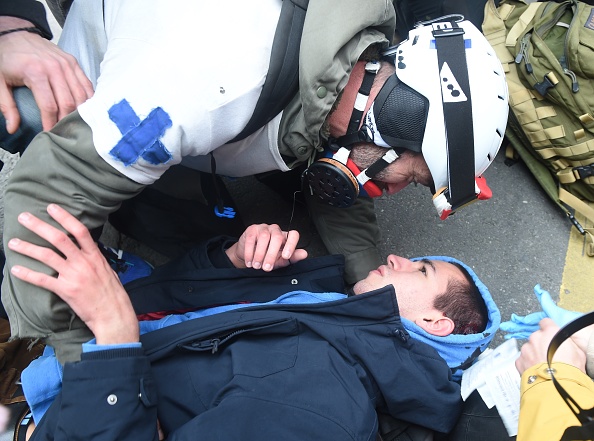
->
[91,315,140,346]
[0,16,34,32]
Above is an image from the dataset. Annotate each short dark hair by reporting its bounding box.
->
[432,263,488,335]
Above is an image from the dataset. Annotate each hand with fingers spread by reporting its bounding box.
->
[7,204,139,345]
[0,17,94,133]
[225,223,308,271]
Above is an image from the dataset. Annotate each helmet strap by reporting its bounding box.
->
[432,20,476,210]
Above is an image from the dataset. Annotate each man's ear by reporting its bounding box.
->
[415,314,455,337]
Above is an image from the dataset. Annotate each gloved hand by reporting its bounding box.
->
[499,284,583,339]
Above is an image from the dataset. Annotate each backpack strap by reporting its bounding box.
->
[227,0,309,144]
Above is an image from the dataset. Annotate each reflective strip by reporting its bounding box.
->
[579,113,594,124]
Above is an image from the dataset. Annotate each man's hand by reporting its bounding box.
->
[515,318,586,375]
[0,17,94,133]
[225,224,308,271]
[7,204,139,345]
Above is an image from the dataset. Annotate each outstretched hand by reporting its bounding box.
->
[225,224,308,271]
[0,18,94,133]
[7,204,139,345]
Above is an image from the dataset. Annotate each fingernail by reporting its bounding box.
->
[47,204,58,212]
[18,213,31,222]
[7,238,20,248]
[264,263,272,271]
[10,266,21,275]
[253,262,261,269]
[245,261,252,268]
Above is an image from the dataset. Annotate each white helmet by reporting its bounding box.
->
[369,17,509,218]
[307,16,508,217]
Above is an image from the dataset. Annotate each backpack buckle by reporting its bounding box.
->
[573,165,594,180]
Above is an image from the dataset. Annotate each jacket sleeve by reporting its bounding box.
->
[517,362,594,441]
[0,0,53,39]
[33,347,160,441]
[1,111,146,364]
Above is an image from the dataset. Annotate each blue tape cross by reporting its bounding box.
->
[108,99,173,166]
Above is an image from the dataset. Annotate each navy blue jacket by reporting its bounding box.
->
[32,238,462,440]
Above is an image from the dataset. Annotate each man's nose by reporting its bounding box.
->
[387,254,413,271]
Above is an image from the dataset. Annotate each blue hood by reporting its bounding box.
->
[402,256,501,381]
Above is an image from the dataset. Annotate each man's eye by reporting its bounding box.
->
[419,266,427,276]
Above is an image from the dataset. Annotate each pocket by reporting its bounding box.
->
[181,317,299,378]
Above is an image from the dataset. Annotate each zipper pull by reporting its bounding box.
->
[515,38,527,64]
[563,68,579,92]
[211,338,220,354]
[515,36,533,73]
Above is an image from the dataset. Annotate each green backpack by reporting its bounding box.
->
[483,0,594,255]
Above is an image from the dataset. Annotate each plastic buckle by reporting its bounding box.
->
[573,165,594,180]
[431,24,465,38]
[214,206,236,219]
[534,75,557,96]
[364,61,380,74]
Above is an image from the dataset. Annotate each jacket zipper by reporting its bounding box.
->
[184,328,247,354]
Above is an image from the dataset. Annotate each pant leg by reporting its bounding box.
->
[442,390,515,441]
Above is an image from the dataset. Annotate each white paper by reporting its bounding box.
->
[460,339,521,436]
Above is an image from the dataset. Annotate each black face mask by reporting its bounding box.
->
[363,74,429,154]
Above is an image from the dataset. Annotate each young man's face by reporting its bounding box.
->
[352,255,466,324]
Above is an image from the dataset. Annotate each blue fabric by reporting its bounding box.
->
[499,284,582,339]
[138,290,345,333]
[82,340,142,353]
[21,346,62,425]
